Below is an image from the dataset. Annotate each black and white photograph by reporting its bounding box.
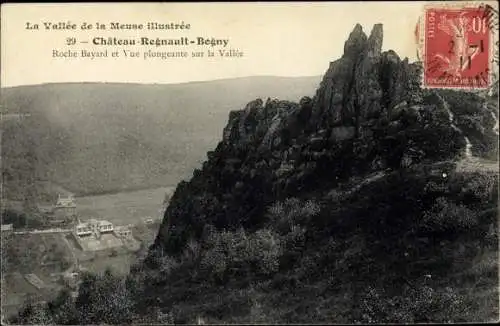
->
[1,2,499,324]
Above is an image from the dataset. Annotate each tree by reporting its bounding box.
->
[47,289,79,324]
[14,301,54,325]
[75,269,133,324]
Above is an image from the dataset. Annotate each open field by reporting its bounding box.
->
[3,233,73,274]
[75,186,173,225]
[2,273,49,319]
[2,233,71,319]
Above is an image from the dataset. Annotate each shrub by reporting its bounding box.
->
[485,223,498,246]
[460,173,497,201]
[199,227,283,281]
[75,270,134,325]
[421,197,478,232]
[14,302,55,325]
[200,246,227,280]
[47,289,79,324]
[358,284,472,323]
[158,255,180,275]
[280,224,307,268]
[284,224,306,249]
[156,310,175,324]
[250,229,282,275]
[184,238,201,261]
[267,198,320,233]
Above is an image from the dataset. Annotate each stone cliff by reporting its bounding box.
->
[147,24,491,259]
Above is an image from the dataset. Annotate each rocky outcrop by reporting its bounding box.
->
[147,23,471,260]
[311,24,424,135]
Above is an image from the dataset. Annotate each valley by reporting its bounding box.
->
[1,19,498,325]
[1,75,321,322]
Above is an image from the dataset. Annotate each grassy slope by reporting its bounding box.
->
[2,233,73,275]
[127,88,498,324]
[133,164,498,324]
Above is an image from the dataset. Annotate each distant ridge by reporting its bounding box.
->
[1,75,322,90]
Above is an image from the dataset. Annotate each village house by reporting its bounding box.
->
[53,194,77,221]
[114,225,132,238]
[74,222,92,237]
[95,219,114,233]
[1,224,13,236]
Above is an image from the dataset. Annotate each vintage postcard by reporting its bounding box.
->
[1,1,498,324]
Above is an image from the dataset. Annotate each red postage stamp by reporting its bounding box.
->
[420,3,494,89]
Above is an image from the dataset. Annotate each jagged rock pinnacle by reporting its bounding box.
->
[343,24,367,58]
[367,23,383,57]
[312,22,421,130]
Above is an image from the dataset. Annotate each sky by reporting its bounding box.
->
[0,2,495,87]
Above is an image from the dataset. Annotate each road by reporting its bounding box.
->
[13,228,72,235]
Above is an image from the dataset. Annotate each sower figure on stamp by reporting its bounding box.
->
[434,12,482,77]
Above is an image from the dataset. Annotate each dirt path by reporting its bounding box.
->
[435,92,498,174]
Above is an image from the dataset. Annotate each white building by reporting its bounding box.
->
[95,220,114,233]
[74,218,114,237]
[114,225,132,238]
[55,194,76,208]
[1,224,13,233]
[74,222,92,237]
[54,194,77,220]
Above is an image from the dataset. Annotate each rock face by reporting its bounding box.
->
[311,24,421,134]
[146,24,472,259]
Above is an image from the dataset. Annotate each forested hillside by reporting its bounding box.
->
[1,76,320,201]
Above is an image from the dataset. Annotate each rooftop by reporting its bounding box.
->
[87,218,113,226]
[1,224,13,232]
[55,194,76,207]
